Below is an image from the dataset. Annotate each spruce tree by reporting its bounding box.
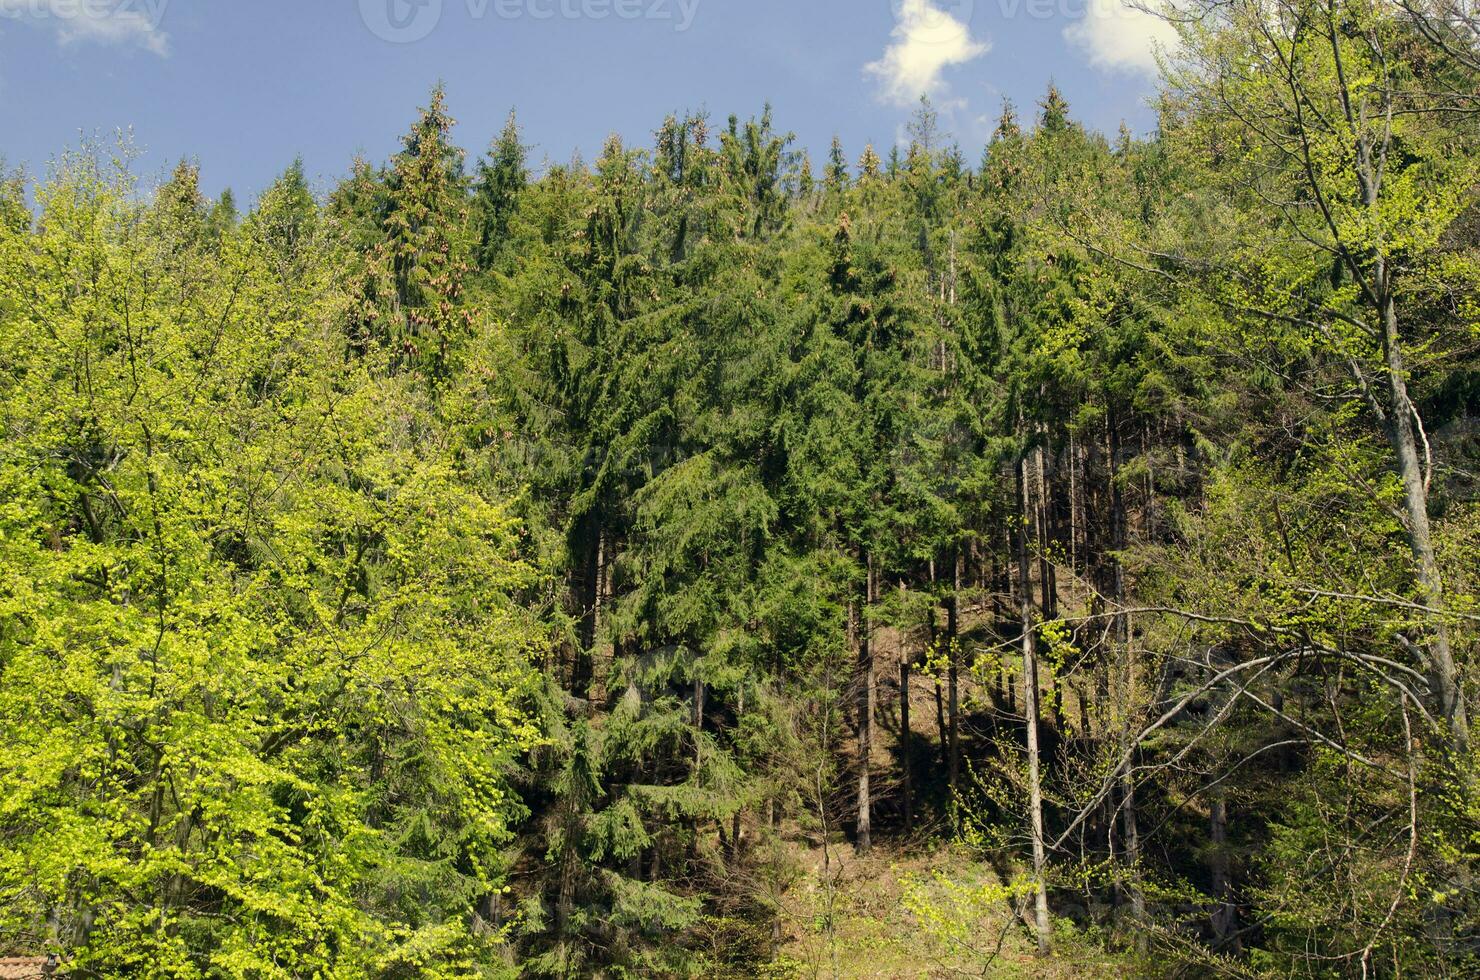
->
[474,108,528,271]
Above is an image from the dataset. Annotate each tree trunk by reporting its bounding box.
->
[732,687,746,861]
[900,579,914,833]
[1036,441,1066,735]
[731,810,742,862]
[1069,431,1081,577]
[1036,441,1057,620]
[1378,280,1470,759]
[1210,788,1237,949]
[901,657,913,833]
[1120,769,1145,933]
[934,680,948,767]
[928,562,949,767]
[693,676,705,770]
[947,550,962,801]
[1018,453,1052,956]
[856,557,874,855]
[1109,413,1145,924]
[1348,101,1471,764]
[590,528,608,706]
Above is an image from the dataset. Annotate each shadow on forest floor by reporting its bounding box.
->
[769,836,1128,979]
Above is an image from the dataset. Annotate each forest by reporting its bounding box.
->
[2,0,1479,976]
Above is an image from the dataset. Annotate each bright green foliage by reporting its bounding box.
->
[3,8,1480,975]
[0,146,540,977]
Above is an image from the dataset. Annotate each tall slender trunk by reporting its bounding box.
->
[1210,788,1237,949]
[590,528,608,706]
[732,687,746,862]
[900,584,914,832]
[693,677,705,769]
[1018,452,1052,956]
[1140,425,1155,541]
[1108,413,1145,924]
[856,556,874,854]
[934,681,948,766]
[1035,440,1064,734]
[1036,441,1057,620]
[900,656,913,833]
[1120,765,1145,932]
[1069,431,1081,577]
[1378,279,1470,759]
[928,562,949,767]
[1350,108,1471,762]
[1108,419,1127,638]
[947,550,962,802]
[556,853,574,937]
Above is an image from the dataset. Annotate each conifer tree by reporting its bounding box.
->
[474,108,528,271]
[375,84,472,377]
[5,23,1479,973]
[825,135,850,191]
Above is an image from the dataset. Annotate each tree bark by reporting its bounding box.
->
[732,686,746,861]
[590,527,608,706]
[1036,441,1057,620]
[1120,768,1145,933]
[693,676,705,769]
[901,663,914,835]
[1069,431,1081,576]
[1210,788,1237,949]
[1018,453,1052,956]
[856,557,874,855]
[1108,413,1146,925]
[1379,280,1470,759]
[947,550,962,801]
[1036,440,1066,735]
[900,582,914,833]
[1351,100,1471,762]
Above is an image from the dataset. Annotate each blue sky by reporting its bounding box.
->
[0,0,1175,202]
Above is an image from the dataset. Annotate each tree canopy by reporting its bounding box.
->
[3,4,1480,975]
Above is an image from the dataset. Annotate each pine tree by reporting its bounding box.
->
[474,108,528,270]
[252,157,317,263]
[1038,82,1070,134]
[372,84,472,376]
[208,187,238,238]
[825,135,850,191]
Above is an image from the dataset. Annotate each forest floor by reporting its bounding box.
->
[768,836,1126,978]
[756,608,1128,978]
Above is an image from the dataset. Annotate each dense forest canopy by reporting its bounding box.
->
[2,0,1480,976]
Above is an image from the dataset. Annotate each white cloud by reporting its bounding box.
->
[1064,0,1176,75]
[0,0,170,56]
[865,0,989,107]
